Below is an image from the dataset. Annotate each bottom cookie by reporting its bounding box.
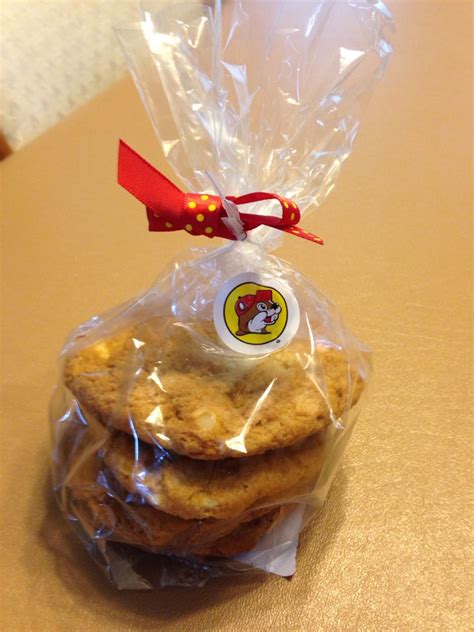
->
[182,509,280,558]
[74,492,281,557]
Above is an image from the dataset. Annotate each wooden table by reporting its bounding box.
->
[1,2,471,630]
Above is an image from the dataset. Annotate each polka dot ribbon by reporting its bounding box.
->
[118,140,323,245]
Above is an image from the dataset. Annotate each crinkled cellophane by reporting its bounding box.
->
[50,0,390,588]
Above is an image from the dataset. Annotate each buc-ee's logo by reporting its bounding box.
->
[235,289,282,336]
[213,273,300,355]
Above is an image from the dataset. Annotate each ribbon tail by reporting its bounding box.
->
[278,225,324,245]
[118,140,184,211]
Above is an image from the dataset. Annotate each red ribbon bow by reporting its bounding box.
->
[118,140,323,245]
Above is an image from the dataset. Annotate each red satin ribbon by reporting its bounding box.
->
[117,140,323,245]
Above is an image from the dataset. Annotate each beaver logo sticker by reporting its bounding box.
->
[213,273,300,355]
[235,289,282,336]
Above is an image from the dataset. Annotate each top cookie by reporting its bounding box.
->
[64,319,364,460]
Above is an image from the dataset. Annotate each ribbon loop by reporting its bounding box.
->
[228,192,301,226]
[118,140,323,246]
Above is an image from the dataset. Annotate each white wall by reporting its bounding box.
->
[1,0,139,149]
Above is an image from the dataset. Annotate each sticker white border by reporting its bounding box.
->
[213,272,300,355]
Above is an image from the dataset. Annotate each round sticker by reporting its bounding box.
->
[213,273,300,355]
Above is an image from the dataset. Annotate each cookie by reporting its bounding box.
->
[61,425,276,551]
[64,319,364,459]
[75,493,280,557]
[103,431,325,520]
[181,510,280,558]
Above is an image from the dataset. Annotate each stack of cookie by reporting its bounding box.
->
[59,319,364,559]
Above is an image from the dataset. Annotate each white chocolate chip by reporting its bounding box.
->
[194,410,217,430]
[93,342,110,360]
[201,498,218,508]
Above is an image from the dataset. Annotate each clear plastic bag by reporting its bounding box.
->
[50,0,392,589]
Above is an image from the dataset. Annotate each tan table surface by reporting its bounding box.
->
[1,2,472,630]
